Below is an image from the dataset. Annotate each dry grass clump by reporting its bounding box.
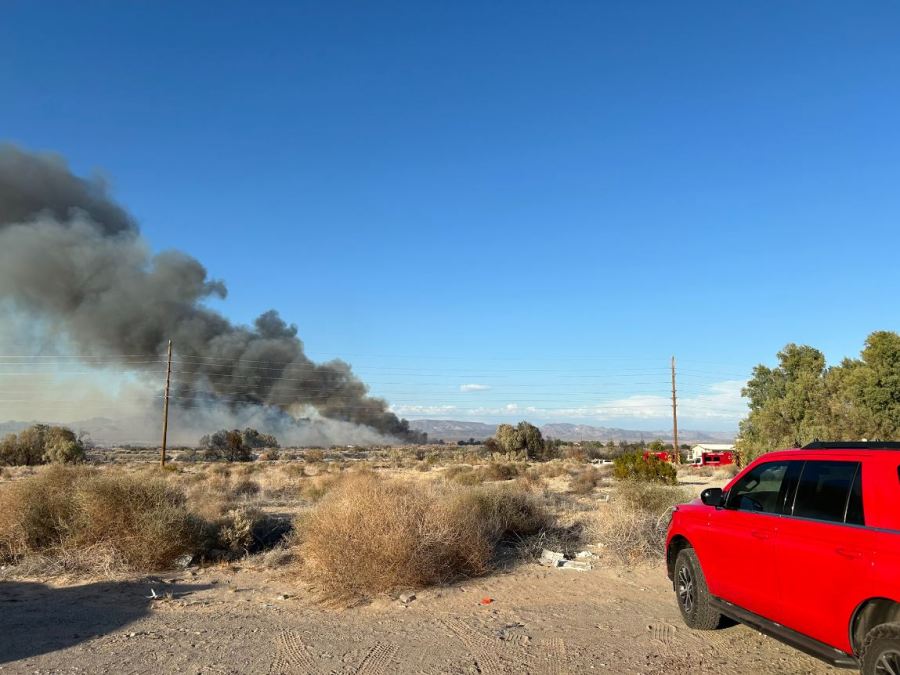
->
[533,460,568,479]
[229,478,261,499]
[479,462,523,481]
[280,462,307,478]
[304,449,326,463]
[0,466,203,571]
[561,447,588,462]
[209,506,291,558]
[589,481,691,564]
[443,464,473,480]
[569,466,606,494]
[299,474,549,599]
[442,462,523,486]
[299,473,343,503]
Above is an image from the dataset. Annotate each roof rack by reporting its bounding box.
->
[802,441,900,450]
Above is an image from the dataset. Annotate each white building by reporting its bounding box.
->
[690,443,735,463]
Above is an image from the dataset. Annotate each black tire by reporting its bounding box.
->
[861,623,900,675]
[673,548,721,630]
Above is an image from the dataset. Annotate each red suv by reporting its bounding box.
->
[666,442,900,674]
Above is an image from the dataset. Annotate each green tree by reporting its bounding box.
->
[494,424,520,453]
[491,421,547,460]
[200,429,253,462]
[737,344,830,463]
[0,424,84,466]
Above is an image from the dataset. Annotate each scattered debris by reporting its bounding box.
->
[539,549,566,566]
[540,548,594,571]
[559,560,593,572]
[146,588,159,600]
[398,592,416,604]
[479,597,494,605]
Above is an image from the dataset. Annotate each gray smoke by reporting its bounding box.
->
[0,145,423,442]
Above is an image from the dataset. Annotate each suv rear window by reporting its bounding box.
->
[791,461,863,525]
[725,461,791,513]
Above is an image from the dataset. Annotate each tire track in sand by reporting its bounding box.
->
[441,617,528,674]
[270,630,318,675]
[353,643,398,675]
[541,637,568,675]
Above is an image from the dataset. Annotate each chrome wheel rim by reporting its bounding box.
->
[677,565,694,614]
[875,649,900,675]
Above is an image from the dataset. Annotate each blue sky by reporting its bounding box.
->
[2,2,899,432]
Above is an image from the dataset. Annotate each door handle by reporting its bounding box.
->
[751,530,773,540]
[836,547,863,560]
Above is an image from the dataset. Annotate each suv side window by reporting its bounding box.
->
[791,461,862,525]
[725,461,791,513]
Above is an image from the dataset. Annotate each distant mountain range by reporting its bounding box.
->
[408,419,735,444]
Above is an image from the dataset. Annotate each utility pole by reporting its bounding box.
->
[671,355,679,464]
[161,340,172,468]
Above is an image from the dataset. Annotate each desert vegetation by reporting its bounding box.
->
[0,430,718,602]
[612,452,678,484]
[0,424,85,466]
[300,473,549,599]
[739,331,900,462]
[589,481,690,563]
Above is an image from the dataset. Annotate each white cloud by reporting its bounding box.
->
[389,404,458,416]
[520,380,747,422]
[459,383,491,392]
[391,380,747,426]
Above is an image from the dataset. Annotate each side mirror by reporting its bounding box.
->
[701,487,724,507]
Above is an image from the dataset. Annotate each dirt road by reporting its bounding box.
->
[1,559,835,674]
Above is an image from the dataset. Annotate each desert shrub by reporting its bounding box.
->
[71,473,203,569]
[562,447,588,463]
[258,449,280,461]
[0,466,203,570]
[613,453,677,484]
[442,464,472,481]
[299,473,342,502]
[299,475,549,599]
[590,481,691,563]
[280,463,307,478]
[534,460,568,479]
[0,465,83,557]
[208,507,289,557]
[229,479,261,499]
[198,429,253,462]
[569,466,604,494]
[240,428,279,450]
[0,425,85,466]
[479,462,522,482]
[304,449,326,463]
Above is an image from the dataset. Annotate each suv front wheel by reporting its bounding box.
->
[674,548,721,630]
[861,623,900,675]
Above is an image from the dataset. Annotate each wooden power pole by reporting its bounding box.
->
[671,355,679,464]
[161,340,173,468]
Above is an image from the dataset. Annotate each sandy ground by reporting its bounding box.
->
[0,558,837,674]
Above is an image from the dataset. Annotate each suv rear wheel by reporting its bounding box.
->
[674,548,721,630]
[861,623,900,675]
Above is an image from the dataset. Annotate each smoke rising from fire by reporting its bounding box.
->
[0,145,422,442]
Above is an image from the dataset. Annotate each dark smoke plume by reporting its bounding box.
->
[0,145,423,442]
